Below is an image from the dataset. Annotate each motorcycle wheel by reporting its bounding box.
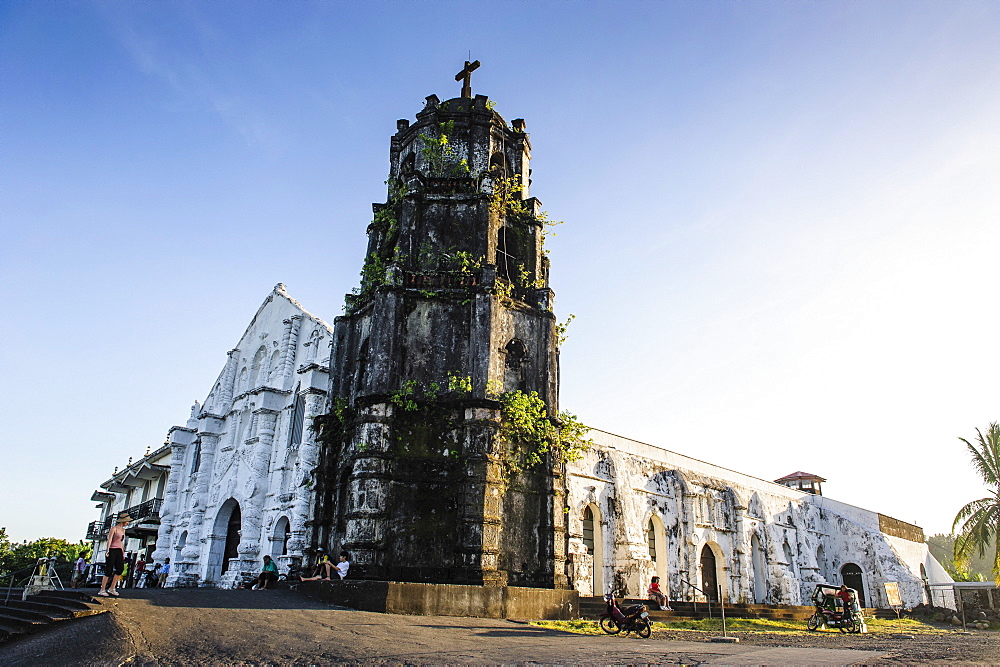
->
[807,614,821,631]
[599,615,621,635]
[839,623,849,633]
[637,620,652,638]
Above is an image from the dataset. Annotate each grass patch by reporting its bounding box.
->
[531,620,605,635]
[531,616,951,636]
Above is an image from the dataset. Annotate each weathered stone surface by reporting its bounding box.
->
[297,579,579,620]
[312,95,563,589]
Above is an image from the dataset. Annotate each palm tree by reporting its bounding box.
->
[953,422,1000,583]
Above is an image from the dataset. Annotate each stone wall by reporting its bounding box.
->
[564,429,951,608]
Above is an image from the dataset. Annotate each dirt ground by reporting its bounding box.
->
[650,627,1000,664]
[1,588,998,665]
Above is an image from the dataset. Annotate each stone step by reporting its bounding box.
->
[0,610,48,632]
[0,591,108,645]
[4,600,80,619]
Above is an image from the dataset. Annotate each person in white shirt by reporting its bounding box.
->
[334,551,350,580]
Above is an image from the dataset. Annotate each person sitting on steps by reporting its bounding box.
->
[253,555,279,590]
[300,548,334,581]
[648,576,672,611]
[300,549,350,582]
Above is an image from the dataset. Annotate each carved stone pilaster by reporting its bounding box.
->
[289,392,325,555]
[281,316,302,389]
[219,349,239,413]
[152,442,188,564]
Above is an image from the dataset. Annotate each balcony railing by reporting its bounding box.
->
[86,518,113,541]
[86,498,164,541]
[122,498,163,523]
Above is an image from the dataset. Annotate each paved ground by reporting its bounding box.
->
[0,588,992,665]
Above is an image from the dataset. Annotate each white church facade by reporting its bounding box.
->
[150,284,333,588]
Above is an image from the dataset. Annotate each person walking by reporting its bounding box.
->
[99,513,130,597]
[71,554,87,588]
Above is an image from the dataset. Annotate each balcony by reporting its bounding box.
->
[123,498,163,524]
[86,518,113,541]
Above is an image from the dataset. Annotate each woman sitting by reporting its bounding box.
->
[648,576,672,611]
[253,555,280,590]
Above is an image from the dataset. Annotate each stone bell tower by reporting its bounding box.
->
[312,67,568,589]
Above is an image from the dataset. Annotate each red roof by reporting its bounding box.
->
[774,471,826,484]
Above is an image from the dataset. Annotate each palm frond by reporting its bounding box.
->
[954,500,1000,560]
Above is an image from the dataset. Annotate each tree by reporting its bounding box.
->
[953,422,1000,584]
[0,534,90,583]
[928,534,989,581]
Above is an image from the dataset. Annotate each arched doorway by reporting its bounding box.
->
[207,498,242,580]
[841,562,866,607]
[582,504,604,596]
[700,544,719,602]
[750,534,766,603]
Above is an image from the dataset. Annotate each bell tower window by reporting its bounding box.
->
[497,227,517,282]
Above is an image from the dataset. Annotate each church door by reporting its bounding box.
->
[700,545,718,602]
[840,563,866,607]
[221,504,242,574]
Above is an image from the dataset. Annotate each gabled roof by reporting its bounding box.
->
[774,471,826,484]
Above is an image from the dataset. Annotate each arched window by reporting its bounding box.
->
[496,228,518,282]
[250,346,267,389]
[582,506,595,555]
[401,152,416,175]
[190,441,201,475]
[288,392,305,448]
[647,519,656,561]
[354,338,369,394]
[268,349,282,384]
[503,339,527,392]
[489,151,507,175]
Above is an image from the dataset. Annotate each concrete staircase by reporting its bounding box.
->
[578,596,818,622]
[0,589,107,644]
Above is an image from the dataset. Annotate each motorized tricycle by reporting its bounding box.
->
[599,591,652,637]
[807,584,867,633]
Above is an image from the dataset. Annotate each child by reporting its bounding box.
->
[334,551,350,580]
[648,576,672,611]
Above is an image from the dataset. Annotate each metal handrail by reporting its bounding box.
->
[4,562,44,604]
[680,578,713,618]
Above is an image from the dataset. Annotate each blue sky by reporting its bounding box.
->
[2,0,998,544]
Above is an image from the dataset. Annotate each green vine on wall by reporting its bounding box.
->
[419,121,471,177]
[498,389,591,473]
[310,396,357,454]
[555,314,575,348]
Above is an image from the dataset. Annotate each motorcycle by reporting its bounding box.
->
[806,584,866,633]
[599,592,652,638]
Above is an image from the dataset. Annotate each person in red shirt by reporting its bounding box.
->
[647,576,672,611]
[837,585,855,620]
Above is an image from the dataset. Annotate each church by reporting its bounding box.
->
[101,67,953,610]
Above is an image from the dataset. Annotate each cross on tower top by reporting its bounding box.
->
[454,60,481,98]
